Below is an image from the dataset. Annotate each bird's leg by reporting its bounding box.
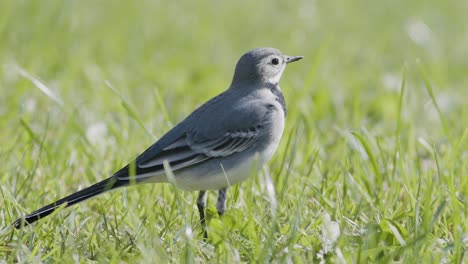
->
[216,188,227,216]
[197,190,208,239]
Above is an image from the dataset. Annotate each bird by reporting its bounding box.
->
[12,47,303,238]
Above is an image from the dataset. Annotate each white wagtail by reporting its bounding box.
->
[13,47,303,237]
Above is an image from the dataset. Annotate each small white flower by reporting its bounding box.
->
[406,19,433,47]
[23,98,37,113]
[86,122,108,148]
[317,212,342,264]
[382,72,401,92]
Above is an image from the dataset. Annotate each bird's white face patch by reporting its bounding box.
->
[258,55,287,84]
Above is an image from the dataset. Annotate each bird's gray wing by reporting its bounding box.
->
[118,96,271,180]
[133,125,261,172]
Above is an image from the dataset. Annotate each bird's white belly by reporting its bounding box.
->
[173,156,255,191]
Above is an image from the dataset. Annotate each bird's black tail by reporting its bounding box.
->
[12,176,128,229]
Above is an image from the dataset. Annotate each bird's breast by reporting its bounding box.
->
[253,87,286,165]
[259,105,285,165]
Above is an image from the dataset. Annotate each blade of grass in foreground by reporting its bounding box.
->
[16,118,51,195]
[392,66,407,180]
[15,66,64,106]
[351,132,383,195]
[152,87,173,127]
[417,61,451,145]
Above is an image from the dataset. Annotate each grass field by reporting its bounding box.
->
[1,0,467,263]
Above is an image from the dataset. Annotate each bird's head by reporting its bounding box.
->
[231,47,303,87]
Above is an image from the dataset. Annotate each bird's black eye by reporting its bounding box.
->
[271,58,279,65]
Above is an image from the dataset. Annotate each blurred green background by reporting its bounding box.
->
[1,0,467,262]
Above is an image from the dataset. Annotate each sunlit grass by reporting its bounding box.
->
[1,0,467,263]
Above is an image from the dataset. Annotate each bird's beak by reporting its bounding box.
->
[285,56,304,64]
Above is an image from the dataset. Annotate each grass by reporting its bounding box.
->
[1,0,467,262]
